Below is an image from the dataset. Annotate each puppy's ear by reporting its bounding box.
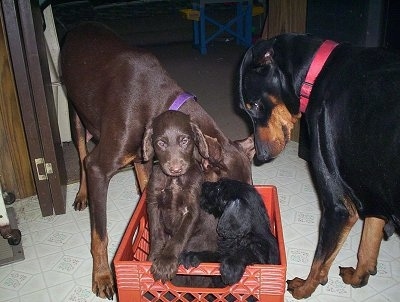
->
[142,125,154,162]
[234,135,255,161]
[204,135,222,163]
[217,199,251,238]
[191,122,209,158]
[200,136,227,180]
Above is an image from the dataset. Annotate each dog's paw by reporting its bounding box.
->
[92,270,115,300]
[73,192,88,211]
[179,251,202,269]
[286,277,316,299]
[339,266,373,288]
[220,258,245,285]
[150,254,179,283]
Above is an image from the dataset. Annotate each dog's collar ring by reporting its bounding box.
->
[300,40,339,113]
[169,92,197,110]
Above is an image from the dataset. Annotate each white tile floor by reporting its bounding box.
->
[1,141,399,302]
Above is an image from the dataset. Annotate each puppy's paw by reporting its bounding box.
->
[150,254,179,283]
[179,251,202,269]
[220,258,245,285]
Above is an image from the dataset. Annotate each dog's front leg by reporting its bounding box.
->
[287,195,359,299]
[151,208,199,283]
[339,216,385,287]
[86,156,115,299]
[147,198,168,262]
[91,225,113,299]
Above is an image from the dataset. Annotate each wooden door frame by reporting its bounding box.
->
[1,0,66,216]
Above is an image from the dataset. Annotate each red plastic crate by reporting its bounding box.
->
[114,185,286,302]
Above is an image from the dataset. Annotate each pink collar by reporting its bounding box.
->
[299,40,339,113]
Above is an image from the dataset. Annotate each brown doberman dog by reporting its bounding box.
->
[60,22,254,299]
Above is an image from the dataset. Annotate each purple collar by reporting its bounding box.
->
[168,92,196,110]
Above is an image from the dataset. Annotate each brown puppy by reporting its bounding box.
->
[60,22,254,299]
[143,111,218,284]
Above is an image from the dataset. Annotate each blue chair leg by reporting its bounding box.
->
[199,5,207,54]
[236,3,244,46]
[192,3,200,49]
[245,1,253,46]
[193,21,199,48]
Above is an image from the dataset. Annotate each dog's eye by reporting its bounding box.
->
[157,140,167,149]
[246,101,261,112]
[180,137,190,147]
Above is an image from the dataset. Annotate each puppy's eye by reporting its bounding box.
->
[180,137,190,147]
[157,140,167,148]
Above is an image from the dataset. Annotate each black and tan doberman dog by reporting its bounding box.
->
[61,22,254,299]
[239,33,400,299]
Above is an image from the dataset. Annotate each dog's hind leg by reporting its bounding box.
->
[339,216,385,287]
[70,108,89,211]
[287,195,359,299]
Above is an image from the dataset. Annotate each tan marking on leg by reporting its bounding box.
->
[321,197,359,273]
[119,153,136,167]
[340,216,385,287]
[91,230,114,299]
[134,162,151,193]
[288,196,359,299]
[75,136,89,210]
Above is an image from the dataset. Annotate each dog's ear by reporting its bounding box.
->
[217,198,251,238]
[142,125,154,162]
[204,135,222,161]
[234,135,255,161]
[191,122,209,158]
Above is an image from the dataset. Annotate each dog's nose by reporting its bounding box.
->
[169,166,183,174]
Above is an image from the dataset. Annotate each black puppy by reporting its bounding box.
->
[181,178,279,285]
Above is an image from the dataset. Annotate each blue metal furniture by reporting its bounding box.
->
[192,0,253,54]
